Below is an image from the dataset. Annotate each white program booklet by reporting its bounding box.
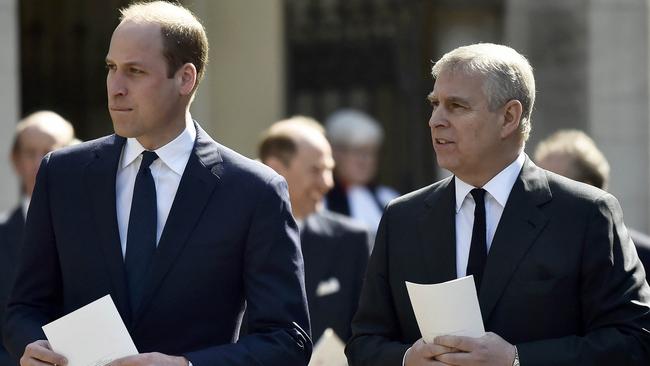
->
[406,275,485,343]
[42,295,138,366]
[308,328,348,366]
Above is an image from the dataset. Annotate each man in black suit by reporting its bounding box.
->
[259,116,370,342]
[0,111,76,366]
[346,43,650,366]
[4,2,310,366]
[534,129,650,275]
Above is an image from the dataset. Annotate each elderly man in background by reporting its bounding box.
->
[325,109,398,237]
[259,116,370,343]
[0,110,77,366]
[535,129,650,276]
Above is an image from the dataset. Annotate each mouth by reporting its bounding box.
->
[435,138,454,145]
[109,107,133,112]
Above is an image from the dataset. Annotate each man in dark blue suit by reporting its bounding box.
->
[3,2,311,366]
[258,117,371,343]
[0,111,76,366]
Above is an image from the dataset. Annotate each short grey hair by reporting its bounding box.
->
[325,109,383,147]
[431,43,535,141]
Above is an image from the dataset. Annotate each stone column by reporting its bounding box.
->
[588,0,650,232]
[188,0,285,158]
[0,0,19,213]
[505,0,650,232]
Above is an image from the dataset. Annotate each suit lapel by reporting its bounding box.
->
[84,135,132,321]
[417,177,457,283]
[479,157,551,323]
[133,124,222,322]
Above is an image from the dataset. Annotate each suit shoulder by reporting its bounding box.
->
[46,135,120,166]
[305,211,370,254]
[312,210,370,236]
[387,177,451,212]
[214,142,284,185]
[543,169,612,204]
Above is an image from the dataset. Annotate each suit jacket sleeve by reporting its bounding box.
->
[517,193,650,365]
[184,175,312,366]
[3,155,62,358]
[345,210,410,366]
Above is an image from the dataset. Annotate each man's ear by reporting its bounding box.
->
[500,99,523,139]
[263,156,289,176]
[177,63,197,96]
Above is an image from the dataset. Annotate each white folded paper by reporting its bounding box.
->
[42,295,138,366]
[406,275,485,343]
[309,328,348,366]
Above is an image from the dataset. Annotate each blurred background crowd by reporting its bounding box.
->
[1,0,649,237]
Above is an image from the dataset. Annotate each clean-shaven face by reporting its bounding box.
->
[428,69,506,185]
[106,20,185,150]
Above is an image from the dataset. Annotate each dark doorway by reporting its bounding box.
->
[20,0,130,140]
[284,0,503,192]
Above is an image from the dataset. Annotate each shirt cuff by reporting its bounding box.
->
[402,346,411,366]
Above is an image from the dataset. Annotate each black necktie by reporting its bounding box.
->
[125,151,158,312]
[467,188,487,292]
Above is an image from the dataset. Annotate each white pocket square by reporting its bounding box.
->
[316,277,340,297]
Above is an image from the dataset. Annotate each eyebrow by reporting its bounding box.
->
[104,58,145,68]
[427,92,471,105]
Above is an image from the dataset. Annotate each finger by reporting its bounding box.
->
[24,342,67,366]
[421,343,456,358]
[108,355,138,366]
[436,351,473,365]
[434,335,475,352]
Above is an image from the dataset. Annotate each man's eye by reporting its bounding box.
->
[105,64,116,71]
[430,101,439,110]
[130,68,143,74]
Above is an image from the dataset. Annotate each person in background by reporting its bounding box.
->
[346,43,650,366]
[325,109,398,238]
[534,128,650,274]
[3,2,311,366]
[259,116,370,342]
[0,110,77,366]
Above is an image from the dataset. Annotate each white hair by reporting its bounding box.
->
[325,109,384,147]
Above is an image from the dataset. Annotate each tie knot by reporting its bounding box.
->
[140,151,158,169]
[470,188,486,203]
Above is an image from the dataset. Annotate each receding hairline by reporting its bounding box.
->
[119,1,200,26]
[258,116,331,165]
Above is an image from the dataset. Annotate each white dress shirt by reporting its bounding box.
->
[116,119,196,258]
[347,184,399,234]
[454,153,525,278]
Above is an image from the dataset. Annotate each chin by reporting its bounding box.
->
[112,122,137,138]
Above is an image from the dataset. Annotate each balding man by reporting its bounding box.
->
[259,116,370,343]
[0,110,77,366]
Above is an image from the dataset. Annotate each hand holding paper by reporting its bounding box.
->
[42,295,138,366]
[20,340,69,366]
[405,275,485,343]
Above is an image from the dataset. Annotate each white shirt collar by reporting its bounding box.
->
[454,152,526,212]
[121,117,197,175]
